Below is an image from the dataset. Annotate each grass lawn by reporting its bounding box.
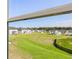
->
[9,32,72,59]
[56,36,72,50]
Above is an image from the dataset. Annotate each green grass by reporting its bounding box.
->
[56,36,72,50]
[9,32,72,59]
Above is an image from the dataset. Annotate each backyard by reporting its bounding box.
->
[9,32,72,59]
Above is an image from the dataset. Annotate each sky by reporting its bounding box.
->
[9,0,72,28]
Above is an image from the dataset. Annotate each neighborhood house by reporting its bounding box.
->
[9,27,72,35]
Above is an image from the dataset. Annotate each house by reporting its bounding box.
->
[9,27,72,35]
[49,28,72,35]
[22,29,32,34]
[9,27,33,35]
[64,30,72,36]
[9,27,18,35]
[55,30,62,35]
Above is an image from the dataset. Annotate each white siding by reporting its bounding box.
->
[9,29,18,35]
[22,30,32,34]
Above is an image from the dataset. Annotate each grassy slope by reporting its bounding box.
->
[9,32,72,59]
[56,36,72,49]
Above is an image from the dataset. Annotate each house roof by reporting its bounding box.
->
[8,3,72,22]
